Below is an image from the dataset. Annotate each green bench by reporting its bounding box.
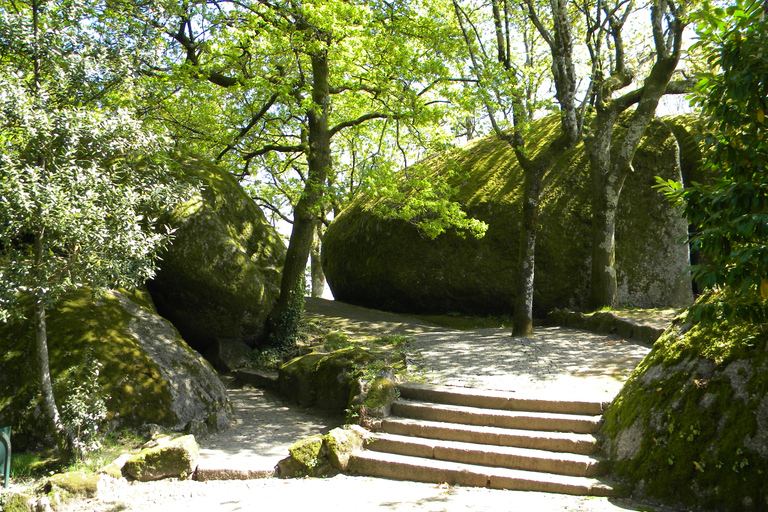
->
[0,426,10,488]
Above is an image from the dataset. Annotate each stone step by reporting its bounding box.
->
[348,450,617,497]
[398,382,609,415]
[392,400,602,434]
[381,417,598,455]
[366,432,604,477]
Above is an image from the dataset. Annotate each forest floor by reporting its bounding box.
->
[7,300,689,512]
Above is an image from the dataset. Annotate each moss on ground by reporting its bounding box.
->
[600,289,768,511]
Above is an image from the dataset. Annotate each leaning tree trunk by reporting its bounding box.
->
[266,51,331,349]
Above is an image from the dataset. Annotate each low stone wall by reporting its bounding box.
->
[546,309,665,346]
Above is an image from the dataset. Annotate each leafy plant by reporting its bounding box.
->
[656,0,768,323]
[60,352,109,459]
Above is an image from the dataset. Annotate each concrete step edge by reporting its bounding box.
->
[365,432,605,477]
[398,382,609,415]
[381,417,598,454]
[392,401,602,434]
[348,450,617,497]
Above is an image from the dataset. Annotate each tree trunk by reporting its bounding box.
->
[512,165,543,337]
[310,221,325,298]
[266,50,331,349]
[589,178,622,309]
[33,231,73,462]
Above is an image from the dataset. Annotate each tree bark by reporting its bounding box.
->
[512,164,543,336]
[266,50,331,349]
[33,230,73,462]
[310,220,325,298]
[587,0,685,309]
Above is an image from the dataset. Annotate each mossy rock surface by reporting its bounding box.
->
[46,471,100,497]
[146,157,286,353]
[323,115,694,316]
[278,347,373,412]
[0,288,233,451]
[123,435,199,482]
[599,290,768,511]
[324,426,364,471]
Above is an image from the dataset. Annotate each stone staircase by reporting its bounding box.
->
[348,382,617,496]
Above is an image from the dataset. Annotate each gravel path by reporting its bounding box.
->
[52,300,668,512]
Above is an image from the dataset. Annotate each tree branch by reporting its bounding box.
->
[329,113,389,138]
[217,93,280,161]
[243,144,305,160]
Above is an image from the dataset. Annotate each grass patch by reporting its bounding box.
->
[9,430,147,485]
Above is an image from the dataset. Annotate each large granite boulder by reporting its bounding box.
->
[0,288,233,451]
[322,116,693,316]
[146,157,286,353]
[599,290,768,511]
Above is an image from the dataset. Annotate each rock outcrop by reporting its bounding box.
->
[0,288,233,451]
[322,116,693,316]
[599,290,768,511]
[146,157,286,353]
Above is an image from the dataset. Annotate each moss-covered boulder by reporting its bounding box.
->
[599,290,768,511]
[46,471,100,498]
[146,157,286,353]
[361,377,397,419]
[276,434,332,478]
[123,435,199,481]
[278,347,374,412]
[322,116,693,316]
[324,426,365,471]
[0,288,233,451]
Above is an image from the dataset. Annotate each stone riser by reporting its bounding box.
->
[392,401,602,434]
[381,417,598,455]
[365,433,604,477]
[348,450,616,497]
[398,382,609,415]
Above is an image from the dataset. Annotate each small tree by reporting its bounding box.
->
[658,0,768,322]
[0,0,191,461]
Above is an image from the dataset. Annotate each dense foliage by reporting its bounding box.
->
[659,0,768,322]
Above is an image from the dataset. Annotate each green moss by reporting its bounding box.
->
[47,471,100,497]
[324,114,693,317]
[0,288,177,450]
[147,157,286,352]
[286,435,330,476]
[600,290,768,510]
[1,493,32,512]
[323,427,363,471]
[123,435,199,481]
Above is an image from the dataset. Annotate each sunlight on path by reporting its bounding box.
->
[406,327,651,402]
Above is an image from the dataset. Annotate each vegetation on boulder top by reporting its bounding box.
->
[322,114,694,318]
